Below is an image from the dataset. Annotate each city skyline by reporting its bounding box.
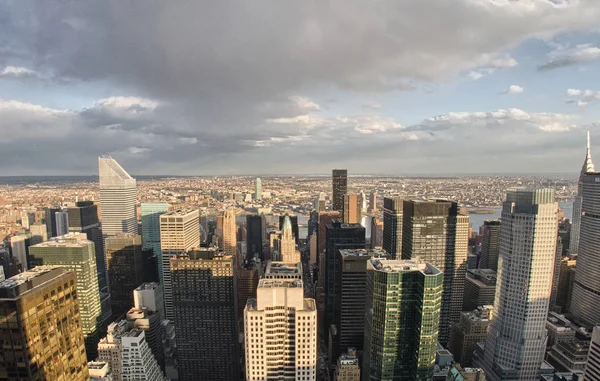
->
[2,3,600,175]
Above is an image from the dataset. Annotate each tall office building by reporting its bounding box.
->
[237,260,262,319]
[279,214,299,244]
[68,201,106,282]
[402,200,469,346]
[334,348,360,381]
[55,210,69,236]
[343,194,363,224]
[570,136,600,326]
[362,258,443,381]
[105,233,144,319]
[223,208,237,258]
[29,223,47,245]
[0,267,89,380]
[29,233,103,360]
[97,320,166,381]
[98,156,137,236]
[332,169,348,212]
[570,131,594,255]
[324,221,365,335]
[318,211,341,259]
[555,255,577,313]
[141,203,169,282]
[9,234,29,270]
[331,248,387,362]
[448,306,493,367]
[382,197,403,259]
[279,215,299,262]
[255,177,262,200]
[370,217,383,249]
[479,189,558,381]
[368,191,377,213]
[159,209,200,320]
[463,268,497,311]
[246,214,264,262]
[479,220,501,271]
[585,326,600,380]
[244,278,317,381]
[171,249,239,381]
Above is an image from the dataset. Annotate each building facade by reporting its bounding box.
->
[448,306,493,367]
[98,156,137,236]
[343,194,362,224]
[246,214,264,262]
[478,220,500,271]
[463,268,497,312]
[332,169,348,213]
[585,326,600,380]
[141,203,169,283]
[362,258,443,381]
[479,188,558,381]
[244,278,317,381]
[382,197,403,259]
[0,267,88,381]
[401,200,469,346]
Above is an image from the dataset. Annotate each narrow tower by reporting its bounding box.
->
[569,131,594,256]
[98,156,137,236]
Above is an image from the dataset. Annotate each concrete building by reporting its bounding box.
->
[463,269,497,312]
[237,259,262,318]
[448,306,493,367]
[368,191,377,213]
[159,209,200,320]
[362,258,443,381]
[170,248,240,381]
[555,255,577,313]
[343,194,362,224]
[141,202,169,283]
[446,365,486,381]
[382,197,403,259]
[546,312,577,349]
[279,215,299,262]
[479,189,558,381]
[105,233,144,318]
[478,220,500,271]
[29,223,47,245]
[264,261,302,280]
[332,169,348,213]
[331,248,387,362]
[245,278,317,381]
[223,208,237,259]
[402,199,469,346]
[547,340,589,374]
[0,267,88,380]
[370,217,383,249]
[254,177,262,200]
[585,326,600,380]
[29,233,103,359]
[334,348,360,381]
[9,234,29,270]
[97,320,166,381]
[98,156,137,236]
[89,361,113,380]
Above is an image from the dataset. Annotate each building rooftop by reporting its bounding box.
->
[340,248,388,258]
[0,266,67,299]
[161,209,198,217]
[258,279,303,289]
[368,258,441,275]
[265,261,301,275]
[135,282,160,291]
[31,232,91,248]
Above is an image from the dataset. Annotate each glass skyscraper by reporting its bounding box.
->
[141,202,169,283]
[98,156,137,236]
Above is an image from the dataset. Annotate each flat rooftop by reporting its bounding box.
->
[135,282,160,291]
[258,279,303,288]
[340,248,388,258]
[368,258,441,275]
[161,209,198,217]
[31,233,91,248]
[265,261,301,274]
[0,266,67,299]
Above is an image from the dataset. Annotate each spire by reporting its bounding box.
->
[582,131,595,174]
[282,215,293,238]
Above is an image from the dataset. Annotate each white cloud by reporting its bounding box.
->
[503,85,524,94]
[565,89,600,107]
[567,88,582,96]
[0,66,38,78]
[468,54,519,80]
[361,101,383,110]
[539,43,600,70]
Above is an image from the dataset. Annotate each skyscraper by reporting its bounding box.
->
[479,220,501,271]
[223,208,237,258]
[334,349,360,381]
[0,267,89,380]
[570,135,600,326]
[448,306,493,367]
[159,209,200,320]
[343,194,362,224]
[105,233,144,319]
[368,191,377,213]
[370,217,383,249]
[332,169,348,213]
[246,214,264,262]
[318,211,341,260]
[98,156,137,236]
[279,214,299,244]
[141,203,169,283]
[402,200,469,346]
[279,215,299,262]
[480,188,558,381]
[255,177,262,200]
[382,197,403,259]
[68,201,106,284]
[585,326,600,380]
[29,233,103,360]
[244,278,317,381]
[171,248,240,381]
[362,258,443,381]
[570,131,594,256]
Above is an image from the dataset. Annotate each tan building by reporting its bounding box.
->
[343,194,362,224]
[245,279,317,381]
[0,267,88,380]
[222,208,237,259]
[334,348,360,381]
[159,209,200,320]
[448,306,493,367]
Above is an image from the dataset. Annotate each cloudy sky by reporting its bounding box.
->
[2,0,600,176]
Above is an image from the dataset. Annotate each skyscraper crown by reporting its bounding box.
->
[582,131,595,174]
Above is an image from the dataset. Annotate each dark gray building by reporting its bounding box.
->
[478,220,500,271]
[463,268,497,311]
[382,197,403,259]
[246,214,264,262]
[332,169,348,213]
[401,200,469,346]
[171,248,240,381]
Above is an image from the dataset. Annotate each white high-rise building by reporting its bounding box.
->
[479,189,558,381]
[97,320,166,381]
[245,279,317,381]
[159,209,200,320]
[569,131,594,255]
[255,177,262,200]
[98,156,137,236]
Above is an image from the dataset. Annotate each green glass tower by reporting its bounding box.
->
[362,258,443,381]
[29,233,102,360]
